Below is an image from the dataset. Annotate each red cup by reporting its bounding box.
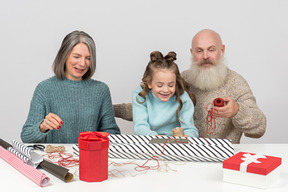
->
[78,131,109,182]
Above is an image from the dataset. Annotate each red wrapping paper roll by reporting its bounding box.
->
[78,132,109,182]
[0,146,50,187]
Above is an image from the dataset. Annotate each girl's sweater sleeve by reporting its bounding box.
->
[179,92,199,137]
[132,87,157,136]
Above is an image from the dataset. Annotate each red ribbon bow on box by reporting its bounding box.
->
[79,132,109,141]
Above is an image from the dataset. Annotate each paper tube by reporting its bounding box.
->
[39,159,73,182]
[0,138,73,183]
[0,146,50,187]
[172,127,184,137]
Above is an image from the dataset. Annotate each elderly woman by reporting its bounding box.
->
[21,30,120,143]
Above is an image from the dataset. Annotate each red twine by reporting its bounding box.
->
[45,152,79,168]
[109,138,189,172]
[203,98,224,138]
[203,104,217,138]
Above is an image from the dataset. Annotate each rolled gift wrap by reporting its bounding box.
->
[172,127,184,137]
[39,159,73,182]
[0,138,12,149]
[0,146,50,187]
[0,138,73,183]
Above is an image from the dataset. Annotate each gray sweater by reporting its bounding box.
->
[21,76,120,143]
[181,68,266,143]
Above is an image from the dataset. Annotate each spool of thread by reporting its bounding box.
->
[45,145,65,153]
[213,98,225,107]
[172,127,184,137]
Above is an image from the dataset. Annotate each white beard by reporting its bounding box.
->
[188,57,227,91]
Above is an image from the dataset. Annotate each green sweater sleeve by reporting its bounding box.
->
[97,85,121,134]
[21,83,50,143]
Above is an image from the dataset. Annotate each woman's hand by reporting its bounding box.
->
[40,113,63,133]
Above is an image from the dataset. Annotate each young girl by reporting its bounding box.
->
[132,51,198,137]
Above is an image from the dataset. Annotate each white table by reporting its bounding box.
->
[1,144,287,192]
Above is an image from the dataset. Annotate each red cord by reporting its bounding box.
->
[109,138,189,172]
[203,102,219,138]
[46,152,79,168]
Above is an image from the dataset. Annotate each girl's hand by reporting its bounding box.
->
[40,113,63,133]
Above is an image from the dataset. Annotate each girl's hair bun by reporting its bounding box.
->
[150,51,164,62]
[164,51,177,61]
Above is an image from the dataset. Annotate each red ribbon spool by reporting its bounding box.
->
[213,98,225,107]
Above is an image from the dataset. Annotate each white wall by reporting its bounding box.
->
[1,0,287,144]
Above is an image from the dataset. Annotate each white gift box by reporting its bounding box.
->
[223,152,282,189]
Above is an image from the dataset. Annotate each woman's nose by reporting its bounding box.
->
[79,58,85,66]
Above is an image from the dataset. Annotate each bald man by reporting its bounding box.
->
[181,29,266,143]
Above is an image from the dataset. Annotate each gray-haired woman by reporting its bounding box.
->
[21,30,120,143]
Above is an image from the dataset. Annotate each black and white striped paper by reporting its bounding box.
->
[11,140,33,159]
[8,147,29,163]
[108,135,234,162]
[9,140,43,168]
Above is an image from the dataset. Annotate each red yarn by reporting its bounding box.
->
[46,152,79,168]
[109,138,189,172]
[203,98,223,138]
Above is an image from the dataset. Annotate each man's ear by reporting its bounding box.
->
[190,48,193,55]
[222,44,225,54]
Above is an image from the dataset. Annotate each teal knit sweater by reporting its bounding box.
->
[21,76,120,143]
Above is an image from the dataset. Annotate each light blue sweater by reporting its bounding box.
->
[21,76,120,143]
[132,86,198,137]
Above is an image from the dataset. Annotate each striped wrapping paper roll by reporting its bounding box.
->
[9,140,43,168]
[8,147,29,163]
[11,140,32,158]
[108,135,234,162]
[0,146,50,187]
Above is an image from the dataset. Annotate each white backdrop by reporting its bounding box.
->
[1,0,287,144]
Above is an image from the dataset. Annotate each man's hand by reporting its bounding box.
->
[213,97,239,118]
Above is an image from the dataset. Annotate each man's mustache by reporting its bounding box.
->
[198,59,216,65]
